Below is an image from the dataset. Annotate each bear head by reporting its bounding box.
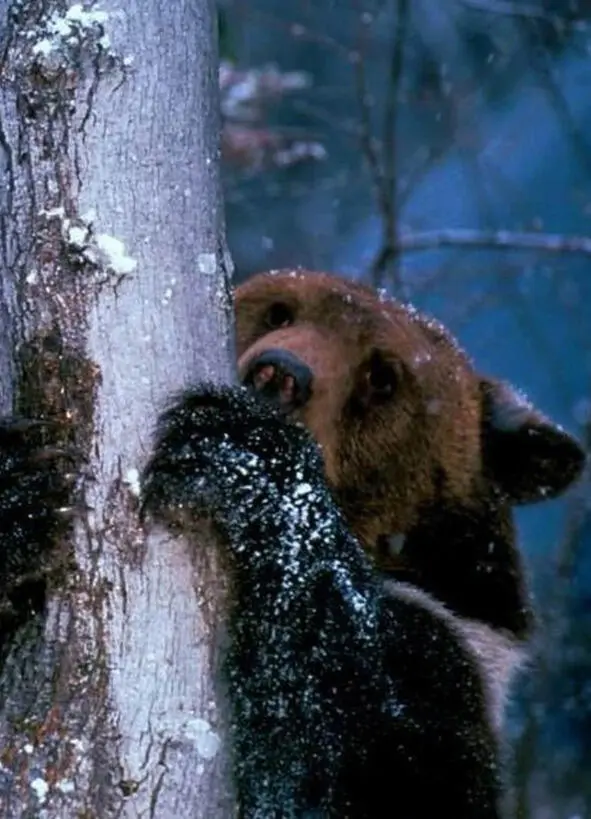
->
[235,270,586,637]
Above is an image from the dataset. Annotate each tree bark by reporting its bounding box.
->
[0,1,235,816]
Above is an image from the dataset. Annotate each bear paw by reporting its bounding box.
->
[0,418,75,626]
[142,384,326,535]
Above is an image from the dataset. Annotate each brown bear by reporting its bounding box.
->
[236,269,583,640]
[142,269,585,819]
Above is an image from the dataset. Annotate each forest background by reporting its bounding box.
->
[219,1,591,816]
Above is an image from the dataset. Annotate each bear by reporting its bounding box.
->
[141,268,586,819]
[234,270,583,642]
[0,268,584,817]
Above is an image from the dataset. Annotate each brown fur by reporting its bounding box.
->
[235,269,585,638]
[236,271,481,547]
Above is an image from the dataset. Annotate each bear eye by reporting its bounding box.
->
[366,352,397,400]
[264,302,294,330]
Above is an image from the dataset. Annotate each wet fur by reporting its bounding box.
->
[142,385,506,818]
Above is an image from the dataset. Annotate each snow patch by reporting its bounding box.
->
[31,3,113,61]
[62,215,137,275]
[30,776,49,803]
[197,253,217,276]
[124,467,141,497]
[57,778,76,794]
[68,224,88,247]
[95,233,137,274]
[184,717,221,760]
[39,205,66,220]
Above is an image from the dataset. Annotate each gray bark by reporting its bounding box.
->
[0,0,235,816]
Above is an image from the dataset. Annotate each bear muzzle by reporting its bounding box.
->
[242,348,313,414]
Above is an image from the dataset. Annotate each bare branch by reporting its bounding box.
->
[397,228,591,256]
[376,0,409,293]
[350,3,413,294]
[352,12,390,264]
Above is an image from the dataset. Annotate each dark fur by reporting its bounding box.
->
[0,419,70,661]
[142,385,502,819]
[140,270,584,817]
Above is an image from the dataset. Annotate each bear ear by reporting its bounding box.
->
[480,378,586,504]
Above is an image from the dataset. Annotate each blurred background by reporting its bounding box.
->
[217,1,591,815]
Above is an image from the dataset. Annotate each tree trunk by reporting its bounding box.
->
[0,1,236,816]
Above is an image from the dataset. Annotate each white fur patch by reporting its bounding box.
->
[458,617,527,732]
[382,580,527,732]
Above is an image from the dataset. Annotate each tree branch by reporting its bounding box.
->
[352,2,409,295]
[397,227,591,256]
[376,0,409,293]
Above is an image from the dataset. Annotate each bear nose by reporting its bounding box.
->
[243,349,313,411]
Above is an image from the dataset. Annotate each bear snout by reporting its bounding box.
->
[243,348,313,413]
